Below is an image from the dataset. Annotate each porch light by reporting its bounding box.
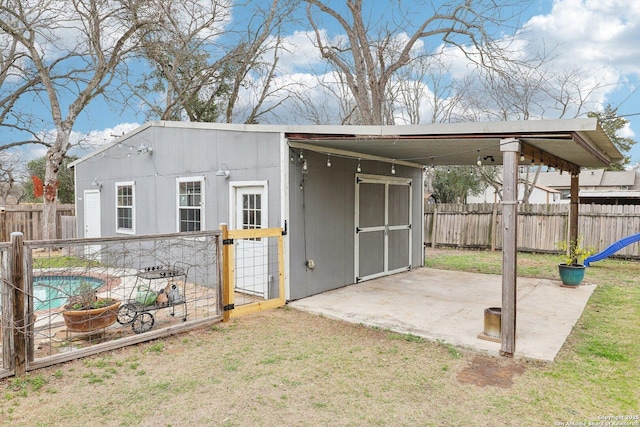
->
[216,163,230,179]
[91,177,103,189]
[137,142,153,155]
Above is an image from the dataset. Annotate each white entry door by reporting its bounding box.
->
[355,174,412,282]
[84,190,101,257]
[232,183,268,298]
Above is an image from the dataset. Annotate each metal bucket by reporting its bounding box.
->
[483,307,501,338]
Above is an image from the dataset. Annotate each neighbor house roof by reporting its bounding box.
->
[537,170,636,189]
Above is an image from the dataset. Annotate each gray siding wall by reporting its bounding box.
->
[74,125,282,238]
[287,150,423,300]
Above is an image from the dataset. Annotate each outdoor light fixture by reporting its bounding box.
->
[326,154,332,167]
[137,142,153,155]
[357,159,362,173]
[216,163,230,179]
[91,177,103,189]
[391,161,396,175]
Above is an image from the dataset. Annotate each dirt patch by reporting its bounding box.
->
[457,355,527,388]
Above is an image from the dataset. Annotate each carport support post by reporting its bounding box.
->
[570,172,579,248]
[500,138,519,357]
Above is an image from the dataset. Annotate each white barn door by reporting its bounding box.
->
[231,182,269,298]
[355,174,412,282]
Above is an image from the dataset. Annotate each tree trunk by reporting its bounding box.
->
[42,134,68,240]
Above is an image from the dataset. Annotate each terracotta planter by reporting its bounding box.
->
[62,300,121,332]
[558,263,585,287]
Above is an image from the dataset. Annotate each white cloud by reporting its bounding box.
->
[523,0,640,74]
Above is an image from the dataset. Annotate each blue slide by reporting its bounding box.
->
[584,232,640,266]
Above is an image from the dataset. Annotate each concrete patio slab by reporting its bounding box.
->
[288,267,595,362]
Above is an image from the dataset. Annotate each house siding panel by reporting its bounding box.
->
[74,126,282,238]
[287,151,423,300]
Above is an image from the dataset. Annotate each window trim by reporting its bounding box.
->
[176,176,205,232]
[115,181,135,234]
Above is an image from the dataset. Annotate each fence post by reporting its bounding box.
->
[489,204,497,251]
[220,224,232,322]
[10,232,26,376]
[0,207,6,242]
[431,206,438,248]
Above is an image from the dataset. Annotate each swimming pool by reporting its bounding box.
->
[33,275,105,311]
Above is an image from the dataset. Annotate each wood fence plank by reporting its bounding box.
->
[424,203,640,258]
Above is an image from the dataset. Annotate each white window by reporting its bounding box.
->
[116,181,135,234]
[177,177,205,232]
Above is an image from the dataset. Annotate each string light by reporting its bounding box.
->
[391,161,396,175]
[326,154,331,167]
[477,156,482,166]
[357,159,362,173]
[302,159,308,173]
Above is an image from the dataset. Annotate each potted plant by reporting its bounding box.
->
[62,281,121,332]
[556,237,594,287]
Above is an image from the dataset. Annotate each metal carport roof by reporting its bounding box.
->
[284,118,622,172]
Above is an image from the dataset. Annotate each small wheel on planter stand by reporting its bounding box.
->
[117,303,137,325]
[132,312,154,334]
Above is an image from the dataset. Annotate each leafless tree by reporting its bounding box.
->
[134,0,299,125]
[391,53,466,125]
[303,0,530,126]
[452,62,610,202]
[133,0,232,122]
[0,151,25,204]
[0,0,157,238]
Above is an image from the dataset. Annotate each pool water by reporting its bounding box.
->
[33,276,105,311]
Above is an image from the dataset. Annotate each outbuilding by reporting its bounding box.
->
[71,118,622,355]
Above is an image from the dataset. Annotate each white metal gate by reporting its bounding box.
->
[355,174,412,282]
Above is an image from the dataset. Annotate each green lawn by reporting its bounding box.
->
[1,249,638,426]
[425,249,640,415]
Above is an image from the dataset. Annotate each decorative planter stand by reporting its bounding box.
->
[558,263,586,287]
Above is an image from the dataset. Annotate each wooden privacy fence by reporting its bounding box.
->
[0,204,75,242]
[425,203,640,258]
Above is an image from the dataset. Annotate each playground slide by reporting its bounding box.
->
[583,232,640,266]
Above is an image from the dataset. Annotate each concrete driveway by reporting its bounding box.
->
[288,267,595,362]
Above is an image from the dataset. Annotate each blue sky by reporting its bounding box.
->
[4,0,640,166]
